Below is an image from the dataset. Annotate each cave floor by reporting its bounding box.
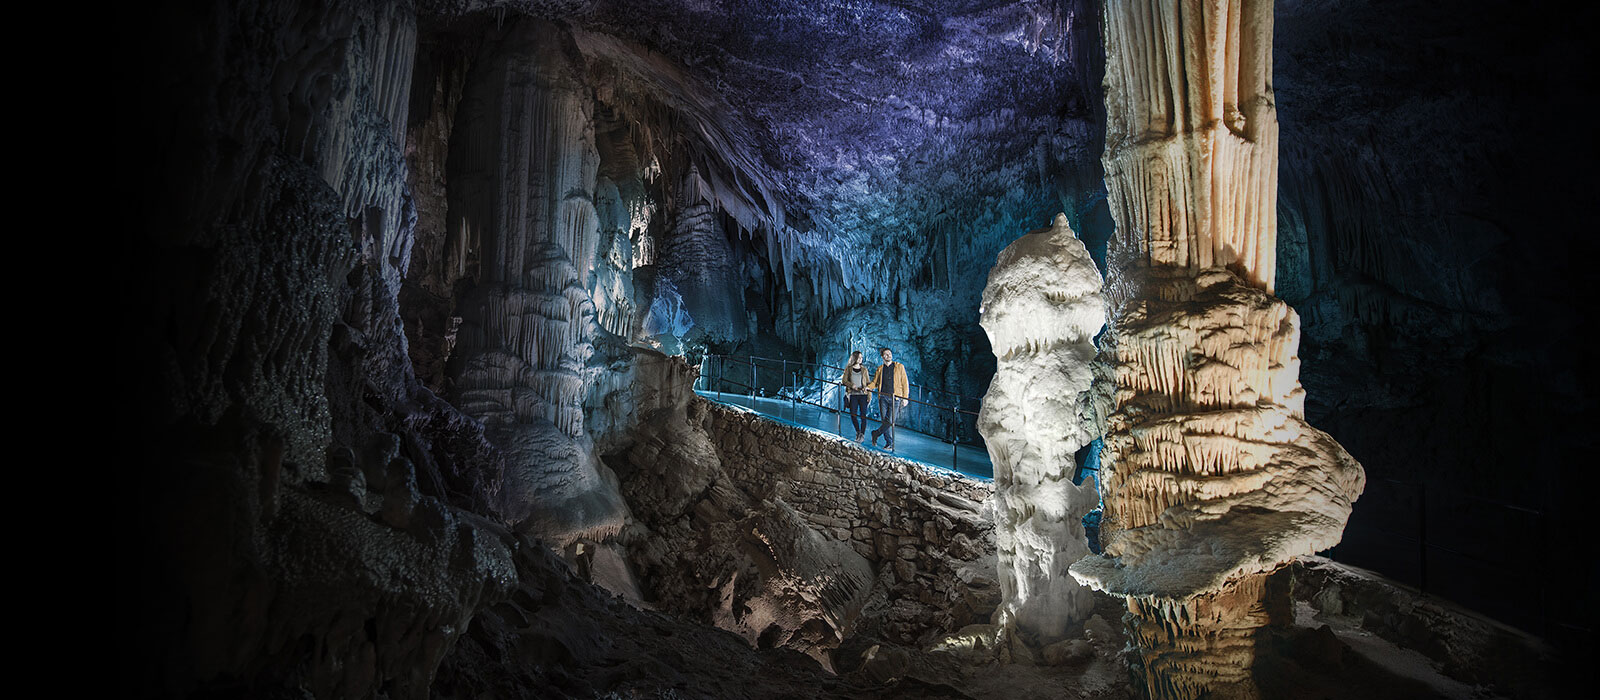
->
[696,391,994,480]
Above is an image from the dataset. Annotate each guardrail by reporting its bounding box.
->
[694,353,984,470]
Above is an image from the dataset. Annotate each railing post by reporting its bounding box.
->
[917,385,923,433]
[715,355,722,400]
[951,404,958,471]
[838,364,848,434]
[751,358,756,401]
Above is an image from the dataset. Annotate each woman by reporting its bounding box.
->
[840,351,872,442]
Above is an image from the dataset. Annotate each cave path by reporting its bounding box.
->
[696,391,994,480]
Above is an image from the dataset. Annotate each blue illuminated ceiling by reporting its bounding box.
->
[574,0,1105,295]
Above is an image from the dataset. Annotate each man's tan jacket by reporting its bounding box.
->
[868,361,910,399]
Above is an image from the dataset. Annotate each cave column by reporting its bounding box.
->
[653,165,747,348]
[1071,3,1364,699]
[1099,0,1279,292]
[443,19,627,541]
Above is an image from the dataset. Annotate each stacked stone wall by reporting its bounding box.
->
[698,398,998,641]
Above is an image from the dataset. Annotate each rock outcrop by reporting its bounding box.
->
[613,352,999,667]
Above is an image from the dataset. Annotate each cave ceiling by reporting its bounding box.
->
[429,0,1103,296]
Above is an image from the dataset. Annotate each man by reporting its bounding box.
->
[867,347,910,451]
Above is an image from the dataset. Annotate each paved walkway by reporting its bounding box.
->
[696,391,994,480]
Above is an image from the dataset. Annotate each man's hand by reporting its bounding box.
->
[899,398,908,408]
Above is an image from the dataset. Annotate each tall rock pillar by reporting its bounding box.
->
[1069,3,1365,699]
[977,214,1107,651]
[444,20,629,542]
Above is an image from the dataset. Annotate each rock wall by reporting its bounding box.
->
[1268,0,1598,645]
[120,2,973,696]
[611,354,998,666]
[125,0,544,694]
[699,401,999,643]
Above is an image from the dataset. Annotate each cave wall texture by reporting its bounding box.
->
[1271,0,1598,645]
[117,0,1595,696]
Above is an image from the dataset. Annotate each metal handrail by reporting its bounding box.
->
[708,354,982,416]
[695,353,987,472]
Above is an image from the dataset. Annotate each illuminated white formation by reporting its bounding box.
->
[977,213,1107,646]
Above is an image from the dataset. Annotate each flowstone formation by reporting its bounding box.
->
[1096,0,1281,293]
[977,213,1108,649]
[1068,2,1366,698]
[445,21,630,544]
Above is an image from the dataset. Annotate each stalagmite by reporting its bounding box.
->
[1068,3,1364,698]
[977,213,1108,649]
[656,167,748,345]
[445,20,629,543]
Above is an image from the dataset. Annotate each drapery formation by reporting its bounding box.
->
[1100,0,1279,293]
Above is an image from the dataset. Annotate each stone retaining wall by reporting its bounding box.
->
[698,398,999,642]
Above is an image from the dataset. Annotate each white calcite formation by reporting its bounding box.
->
[977,213,1108,647]
[1069,2,1365,698]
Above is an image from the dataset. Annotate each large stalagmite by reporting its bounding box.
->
[977,213,1107,648]
[1069,2,1365,699]
[445,21,630,542]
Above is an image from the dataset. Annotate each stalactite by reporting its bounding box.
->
[656,173,747,345]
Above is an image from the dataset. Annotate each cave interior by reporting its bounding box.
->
[120,0,1597,698]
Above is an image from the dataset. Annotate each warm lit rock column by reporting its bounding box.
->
[445,20,629,542]
[1068,3,1365,698]
[977,214,1107,651]
[1096,0,1281,292]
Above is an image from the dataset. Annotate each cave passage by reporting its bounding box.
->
[121,0,1594,696]
[696,392,994,479]
[694,352,995,478]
